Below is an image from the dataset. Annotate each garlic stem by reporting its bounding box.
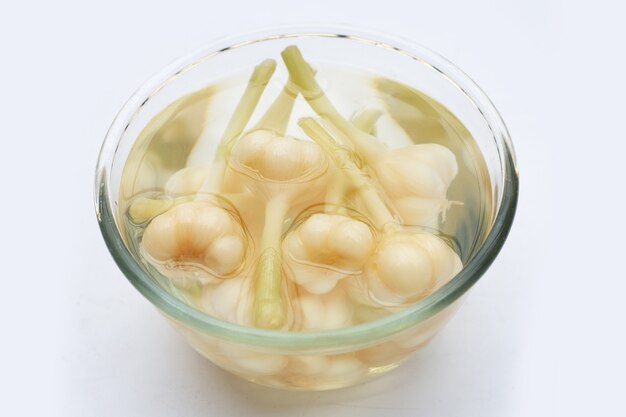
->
[199,59,277,194]
[324,175,348,212]
[254,78,297,135]
[299,118,395,230]
[281,46,385,163]
[128,196,179,223]
[253,195,290,329]
[351,108,382,135]
[129,193,251,223]
[255,65,316,135]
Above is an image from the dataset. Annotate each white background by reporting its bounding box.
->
[1,1,624,416]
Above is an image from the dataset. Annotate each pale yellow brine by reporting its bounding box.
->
[119,46,492,332]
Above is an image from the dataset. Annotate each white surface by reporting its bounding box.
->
[1,1,625,416]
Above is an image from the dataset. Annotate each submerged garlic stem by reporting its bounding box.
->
[324,175,348,213]
[199,59,277,194]
[281,46,385,163]
[253,195,290,329]
[128,193,252,223]
[351,108,382,135]
[128,196,188,223]
[254,78,297,135]
[255,65,315,135]
[299,118,395,230]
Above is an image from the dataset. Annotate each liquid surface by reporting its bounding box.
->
[119,62,491,331]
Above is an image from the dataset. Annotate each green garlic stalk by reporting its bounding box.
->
[198,59,277,194]
[323,108,383,210]
[299,118,396,230]
[129,195,191,224]
[281,46,386,162]
[351,108,382,135]
[129,191,256,224]
[253,77,296,135]
[254,195,290,329]
[254,64,315,135]
[283,46,459,228]
[129,60,276,223]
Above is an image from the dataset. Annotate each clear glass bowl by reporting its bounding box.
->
[95,26,518,390]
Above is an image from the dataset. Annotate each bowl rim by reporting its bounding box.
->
[95,24,518,350]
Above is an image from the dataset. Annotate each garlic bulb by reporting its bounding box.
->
[231,129,325,185]
[141,201,248,285]
[283,213,375,294]
[364,231,462,305]
[372,144,458,226]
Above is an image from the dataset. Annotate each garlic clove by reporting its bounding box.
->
[297,213,334,253]
[327,217,375,266]
[356,341,411,368]
[365,232,462,305]
[397,143,459,185]
[128,196,175,224]
[215,342,288,376]
[282,355,367,390]
[233,129,275,169]
[377,156,449,198]
[286,355,332,376]
[231,130,327,187]
[373,144,459,226]
[312,356,367,390]
[200,275,253,325]
[203,234,246,276]
[371,235,434,298]
[285,262,346,295]
[392,197,450,227]
[141,214,180,261]
[298,287,353,330]
[180,205,234,252]
[259,137,310,181]
[231,355,289,376]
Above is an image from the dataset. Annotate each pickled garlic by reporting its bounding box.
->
[283,213,375,294]
[141,202,249,285]
[298,117,461,306]
[128,45,467,333]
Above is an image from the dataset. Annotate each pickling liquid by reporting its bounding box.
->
[118,64,492,330]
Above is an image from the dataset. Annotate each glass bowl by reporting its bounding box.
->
[95,25,518,390]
